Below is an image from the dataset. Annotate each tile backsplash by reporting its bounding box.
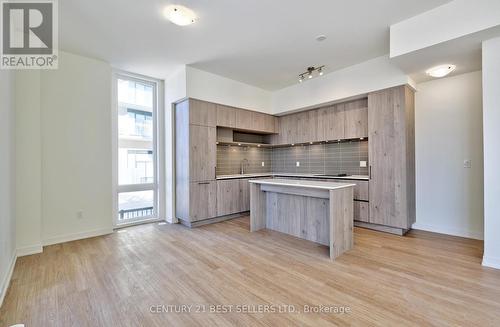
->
[217,146,272,175]
[272,141,369,175]
[217,140,369,176]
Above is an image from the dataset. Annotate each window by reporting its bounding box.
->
[114,75,159,225]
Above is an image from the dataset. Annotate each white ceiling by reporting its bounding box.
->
[60,0,451,90]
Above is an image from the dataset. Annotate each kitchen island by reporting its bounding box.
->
[249,178,355,260]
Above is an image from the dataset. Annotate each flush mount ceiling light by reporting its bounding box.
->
[299,66,325,83]
[163,5,197,26]
[426,64,456,78]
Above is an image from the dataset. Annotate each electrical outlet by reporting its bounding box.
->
[296,161,300,167]
[261,162,265,167]
[464,159,471,168]
[360,161,367,168]
[76,211,84,219]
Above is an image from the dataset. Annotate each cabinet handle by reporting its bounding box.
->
[369,166,372,180]
[198,182,210,185]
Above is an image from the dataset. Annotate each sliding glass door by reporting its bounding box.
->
[114,75,158,225]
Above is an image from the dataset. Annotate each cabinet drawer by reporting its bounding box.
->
[336,179,368,201]
[354,201,369,222]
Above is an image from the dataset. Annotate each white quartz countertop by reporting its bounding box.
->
[249,178,356,190]
[216,173,369,180]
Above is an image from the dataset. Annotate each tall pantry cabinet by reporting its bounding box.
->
[367,85,416,232]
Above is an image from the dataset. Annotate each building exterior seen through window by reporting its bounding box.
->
[116,78,157,222]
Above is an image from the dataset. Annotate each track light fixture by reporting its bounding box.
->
[298,66,325,83]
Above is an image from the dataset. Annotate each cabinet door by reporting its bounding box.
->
[235,109,253,130]
[216,104,236,128]
[216,179,241,216]
[319,104,344,141]
[190,181,217,221]
[278,114,292,144]
[239,179,251,212]
[344,99,368,139]
[189,99,216,127]
[307,109,320,142]
[251,111,267,132]
[336,179,369,201]
[354,201,369,222]
[368,87,408,228]
[261,114,278,134]
[190,125,216,182]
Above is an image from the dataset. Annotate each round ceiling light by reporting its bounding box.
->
[163,5,197,26]
[316,35,327,42]
[426,64,456,78]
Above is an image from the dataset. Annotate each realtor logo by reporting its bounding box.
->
[1,0,58,69]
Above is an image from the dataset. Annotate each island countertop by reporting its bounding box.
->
[249,178,356,191]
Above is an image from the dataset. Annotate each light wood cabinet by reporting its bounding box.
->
[354,201,369,222]
[319,104,345,141]
[251,111,277,133]
[216,103,277,133]
[344,99,368,139]
[240,178,251,211]
[216,178,253,216]
[368,86,415,229]
[216,104,236,128]
[235,109,253,130]
[336,179,368,201]
[216,179,241,216]
[175,98,217,224]
[189,125,216,182]
[190,181,217,221]
[189,99,216,127]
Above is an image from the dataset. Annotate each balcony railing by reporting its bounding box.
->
[118,207,154,220]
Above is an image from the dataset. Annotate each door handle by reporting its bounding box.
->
[369,166,372,180]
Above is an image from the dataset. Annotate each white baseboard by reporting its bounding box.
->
[16,244,43,257]
[412,222,483,240]
[42,227,113,246]
[0,252,17,308]
[482,255,500,270]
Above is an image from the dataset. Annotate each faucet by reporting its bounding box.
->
[240,158,249,175]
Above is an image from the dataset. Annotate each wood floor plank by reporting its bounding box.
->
[1,216,500,327]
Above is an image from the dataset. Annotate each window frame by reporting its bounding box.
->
[112,71,164,227]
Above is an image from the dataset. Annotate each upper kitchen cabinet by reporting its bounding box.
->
[235,108,253,130]
[368,86,415,231]
[344,99,368,139]
[189,99,216,127]
[216,104,237,128]
[318,104,345,141]
[251,111,278,134]
[217,103,277,134]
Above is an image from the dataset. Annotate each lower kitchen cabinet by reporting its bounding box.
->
[217,179,241,216]
[240,179,251,211]
[216,178,253,216]
[189,181,217,222]
[354,201,369,222]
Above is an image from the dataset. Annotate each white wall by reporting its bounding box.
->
[39,52,113,244]
[0,70,16,306]
[482,37,500,269]
[186,66,272,113]
[414,71,484,239]
[164,67,187,223]
[15,71,43,256]
[271,56,414,114]
[390,0,500,57]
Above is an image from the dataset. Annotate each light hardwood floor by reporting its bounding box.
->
[1,217,500,326]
